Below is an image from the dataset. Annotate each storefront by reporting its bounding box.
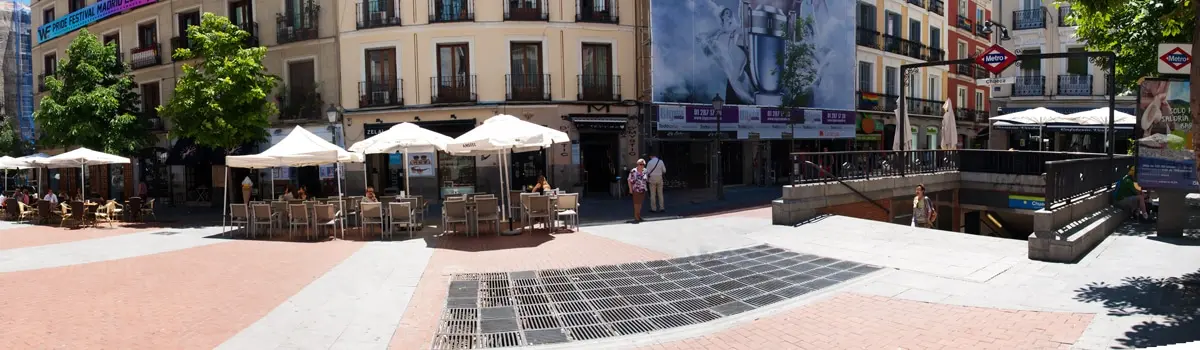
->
[854,113,885,150]
[362,119,477,199]
[567,114,631,196]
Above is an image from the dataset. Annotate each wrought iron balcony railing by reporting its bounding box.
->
[431,75,477,104]
[906,97,941,115]
[357,1,402,29]
[235,21,259,47]
[956,15,973,31]
[430,0,474,23]
[881,34,902,55]
[954,63,972,76]
[856,27,880,49]
[506,74,551,101]
[505,0,548,21]
[929,0,944,16]
[1013,8,1046,30]
[855,90,897,112]
[577,74,621,101]
[1014,75,1046,96]
[359,79,404,107]
[576,0,618,24]
[277,5,320,44]
[1057,74,1093,96]
[1058,6,1076,27]
[130,44,161,70]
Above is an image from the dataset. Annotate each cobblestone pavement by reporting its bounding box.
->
[0,205,1196,349]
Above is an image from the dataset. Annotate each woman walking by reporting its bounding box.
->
[628,159,649,223]
[912,184,937,228]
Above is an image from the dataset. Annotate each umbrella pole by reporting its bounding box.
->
[270,169,275,200]
[363,162,369,195]
[222,166,229,237]
[80,165,85,201]
[403,147,410,197]
[337,162,345,240]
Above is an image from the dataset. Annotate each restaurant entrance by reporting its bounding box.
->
[580,133,619,195]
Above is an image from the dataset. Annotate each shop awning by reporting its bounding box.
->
[1044,125,1135,132]
[999,106,1135,116]
[568,114,629,131]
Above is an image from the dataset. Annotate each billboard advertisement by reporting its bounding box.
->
[656,105,853,139]
[650,0,854,110]
[1136,79,1198,190]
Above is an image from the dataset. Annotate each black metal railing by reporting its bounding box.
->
[959,149,1105,175]
[882,34,902,54]
[236,21,260,47]
[855,91,897,112]
[505,0,548,21]
[359,79,404,107]
[929,0,943,16]
[144,113,164,131]
[789,150,960,185]
[430,0,474,23]
[1057,74,1092,96]
[974,66,991,79]
[1014,75,1046,96]
[975,23,991,38]
[1044,155,1134,209]
[1058,6,1075,27]
[1013,8,1046,30]
[577,74,620,101]
[277,5,320,44]
[906,97,941,115]
[956,108,976,121]
[37,73,48,92]
[506,74,551,101]
[906,0,925,8]
[431,75,477,104]
[899,38,927,60]
[357,1,402,29]
[130,44,161,70]
[955,63,972,76]
[170,36,190,54]
[576,0,618,24]
[856,27,880,49]
[794,156,892,215]
[976,110,989,123]
[928,47,945,61]
[956,15,973,31]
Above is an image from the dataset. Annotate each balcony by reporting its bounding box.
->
[928,47,945,61]
[906,0,924,8]
[906,97,941,115]
[359,79,404,108]
[429,0,474,23]
[956,15,973,31]
[143,112,165,131]
[975,23,991,38]
[357,1,402,29]
[1058,6,1075,27]
[898,37,928,60]
[1014,75,1046,96]
[506,74,551,101]
[431,75,477,104]
[855,90,897,112]
[129,44,161,70]
[1057,74,1093,96]
[856,27,880,49]
[954,63,972,76]
[236,22,260,47]
[37,73,48,92]
[577,74,620,101]
[974,66,991,79]
[576,0,618,24]
[505,0,547,21]
[1013,8,1046,30]
[881,34,902,55]
[956,108,976,121]
[929,0,943,16]
[169,36,189,60]
[976,109,990,123]
[276,5,320,44]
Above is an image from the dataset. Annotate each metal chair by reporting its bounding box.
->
[313,204,339,239]
[474,197,501,236]
[360,202,385,237]
[524,196,553,233]
[140,198,156,221]
[126,197,142,222]
[288,204,311,239]
[509,190,523,223]
[251,203,277,239]
[388,202,414,239]
[554,193,580,231]
[442,200,470,235]
[57,202,74,227]
[230,204,251,236]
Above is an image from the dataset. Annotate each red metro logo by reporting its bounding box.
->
[974,44,1018,75]
[1160,47,1192,71]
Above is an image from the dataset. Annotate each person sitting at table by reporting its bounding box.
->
[529,175,551,195]
[296,186,308,200]
[43,189,58,205]
[363,187,379,202]
[279,187,296,201]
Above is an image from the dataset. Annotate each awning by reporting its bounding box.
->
[1000,106,1135,116]
[1044,125,1135,133]
[166,138,256,165]
[569,114,628,131]
[991,122,1043,131]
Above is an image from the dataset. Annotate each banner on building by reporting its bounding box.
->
[1136,79,1198,190]
[655,105,853,139]
[37,0,158,44]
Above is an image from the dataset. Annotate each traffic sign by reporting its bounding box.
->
[975,44,1018,75]
[976,77,1016,85]
[1157,44,1192,74]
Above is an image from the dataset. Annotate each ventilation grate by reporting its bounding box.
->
[481,332,521,347]
[521,315,562,330]
[553,301,593,314]
[567,325,613,341]
[611,319,656,335]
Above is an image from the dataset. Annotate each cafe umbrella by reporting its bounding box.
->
[348,122,453,197]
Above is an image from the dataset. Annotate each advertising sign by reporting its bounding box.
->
[37,0,159,44]
[407,152,436,178]
[1008,195,1045,210]
[1137,79,1198,190]
[656,104,853,139]
[650,0,854,110]
[1157,44,1193,75]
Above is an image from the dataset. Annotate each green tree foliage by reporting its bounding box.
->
[775,16,818,149]
[0,114,31,157]
[159,13,277,150]
[34,29,151,155]
[1067,0,1194,92]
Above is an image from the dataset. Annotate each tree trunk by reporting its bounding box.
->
[1193,0,1200,176]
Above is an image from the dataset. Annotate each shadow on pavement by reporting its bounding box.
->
[1073,269,1200,348]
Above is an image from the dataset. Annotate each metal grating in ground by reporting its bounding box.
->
[430,244,881,349]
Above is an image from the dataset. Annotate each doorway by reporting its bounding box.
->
[510,149,547,191]
[296,166,322,197]
[580,133,619,194]
[719,141,743,186]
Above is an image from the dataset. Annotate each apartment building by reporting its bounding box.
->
[336,0,636,199]
[31,0,341,204]
[855,0,979,150]
[989,0,1135,151]
[944,0,993,148]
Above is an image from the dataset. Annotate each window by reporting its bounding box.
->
[42,8,54,25]
[885,11,900,35]
[975,90,984,110]
[229,0,253,27]
[285,59,318,115]
[929,27,941,49]
[1020,48,1041,74]
[957,41,966,59]
[957,87,967,109]
[43,53,56,75]
[909,19,921,42]
[103,33,120,60]
[1021,0,1039,10]
[907,73,920,98]
[510,42,544,100]
[436,43,472,101]
[178,11,200,37]
[926,127,939,150]
[1066,47,1088,75]
[958,0,967,16]
[857,3,876,30]
[69,0,85,13]
[928,76,939,99]
[858,61,873,91]
[433,0,471,22]
[137,22,156,48]
[884,67,898,95]
[141,82,160,117]
[363,48,399,106]
[580,43,613,100]
[976,9,984,26]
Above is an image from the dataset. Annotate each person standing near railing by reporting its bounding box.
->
[912,184,937,228]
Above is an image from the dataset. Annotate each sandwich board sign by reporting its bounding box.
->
[975,44,1018,75]
[1157,43,1192,74]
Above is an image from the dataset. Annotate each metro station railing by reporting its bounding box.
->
[789,149,1111,185]
[1044,155,1134,210]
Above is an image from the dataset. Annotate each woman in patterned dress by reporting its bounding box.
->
[628,159,649,223]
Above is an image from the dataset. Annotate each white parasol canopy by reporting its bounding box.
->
[226,126,363,168]
[0,156,32,170]
[348,122,453,196]
[30,148,130,198]
[988,107,1066,125]
[940,99,958,150]
[1062,107,1137,126]
[892,99,913,151]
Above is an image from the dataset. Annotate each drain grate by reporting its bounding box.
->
[433,244,880,349]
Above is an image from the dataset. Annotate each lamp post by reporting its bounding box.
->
[712,94,725,200]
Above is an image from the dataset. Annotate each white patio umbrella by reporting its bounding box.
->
[31,148,130,199]
[446,114,570,234]
[892,99,912,151]
[348,122,453,196]
[0,156,32,193]
[940,100,959,150]
[1062,107,1135,149]
[224,126,363,238]
[990,107,1066,151]
[16,153,50,194]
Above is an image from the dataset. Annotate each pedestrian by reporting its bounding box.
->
[646,153,666,212]
[912,184,937,228]
[627,159,649,223]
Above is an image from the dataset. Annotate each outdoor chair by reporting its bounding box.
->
[126,197,142,222]
[344,196,362,225]
[93,201,117,228]
[553,193,580,231]
[57,202,74,227]
[379,195,396,209]
[509,191,523,221]
[288,204,312,240]
[524,196,553,233]
[230,204,251,236]
[396,197,418,226]
[411,195,428,226]
[442,200,470,235]
[140,198,156,221]
[5,198,18,220]
[108,201,125,222]
[519,193,536,230]
[387,202,414,239]
[313,204,339,239]
[69,202,86,228]
[37,200,54,225]
[251,204,277,239]
[360,202,385,238]
[271,201,289,228]
[474,197,501,236]
[17,202,38,223]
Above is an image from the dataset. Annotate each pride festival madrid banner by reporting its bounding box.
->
[37,0,158,44]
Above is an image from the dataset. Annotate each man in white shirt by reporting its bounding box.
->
[645,153,666,212]
[43,189,59,205]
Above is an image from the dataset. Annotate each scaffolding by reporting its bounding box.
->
[0,0,33,143]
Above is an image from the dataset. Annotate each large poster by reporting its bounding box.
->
[651,0,854,110]
[1137,80,1198,190]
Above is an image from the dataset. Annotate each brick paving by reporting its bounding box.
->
[0,239,362,349]
[0,224,153,250]
[388,230,671,349]
[647,293,1094,350]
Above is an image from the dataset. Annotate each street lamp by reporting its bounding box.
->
[326,104,340,144]
[711,94,725,200]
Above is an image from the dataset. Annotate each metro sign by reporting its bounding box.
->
[1160,47,1192,71]
[975,44,1018,75]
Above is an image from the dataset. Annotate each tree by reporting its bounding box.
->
[34,29,151,155]
[0,117,33,157]
[159,13,277,151]
[775,16,819,151]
